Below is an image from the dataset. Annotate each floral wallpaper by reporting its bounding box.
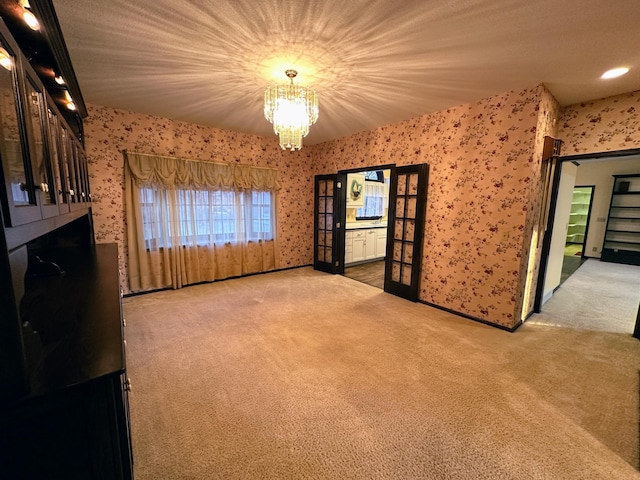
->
[516,85,561,320]
[310,86,548,328]
[559,90,640,155]
[84,105,313,293]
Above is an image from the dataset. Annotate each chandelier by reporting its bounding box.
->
[264,69,318,151]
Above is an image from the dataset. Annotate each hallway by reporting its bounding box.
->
[530,259,640,334]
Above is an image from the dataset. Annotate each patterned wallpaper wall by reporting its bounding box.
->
[310,86,546,328]
[84,105,314,293]
[516,86,561,320]
[559,90,640,155]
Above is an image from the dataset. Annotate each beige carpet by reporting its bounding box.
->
[123,267,640,479]
[532,258,640,334]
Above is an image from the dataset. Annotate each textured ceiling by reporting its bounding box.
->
[51,0,640,145]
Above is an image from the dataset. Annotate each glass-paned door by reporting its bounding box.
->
[384,164,429,301]
[314,174,344,274]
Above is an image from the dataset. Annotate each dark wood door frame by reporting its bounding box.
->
[534,147,640,339]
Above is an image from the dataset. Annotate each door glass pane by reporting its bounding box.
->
[396,197,405,217]
[319,197,326,213]
[403,243,413,263]
[318,214,326,230]
[25,79,53,204]
[326,231,333,245]
[401,265,412,285]
[394,220,404,240]
[397,175,406,195]
[406,198,417,219]
[319,180,326,196]
[326,197,334,214]
[392,262,401,282]
[393,241,402,261]
[326,180,334,196]
[0,45,30,205]
[325,247,332,263]
[404,219,415,241]
[408,173,419,194]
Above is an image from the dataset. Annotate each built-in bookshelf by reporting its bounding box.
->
[602,174,640,266]
[565,187,592,246]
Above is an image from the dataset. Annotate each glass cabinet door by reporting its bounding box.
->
[73,141,90,204]
[58,123,77,208]
[0,40,41,226]
[46,107,69,214]
[24,75,58,218]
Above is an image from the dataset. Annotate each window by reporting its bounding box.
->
[140,186,274,250]
[356,178,389,219]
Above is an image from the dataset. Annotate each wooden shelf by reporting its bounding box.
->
[602,175,640,265]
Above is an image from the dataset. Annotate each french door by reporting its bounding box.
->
[384,164,429,301]
[313,174,345,274]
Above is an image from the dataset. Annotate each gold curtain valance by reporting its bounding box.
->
[124,150,280,191]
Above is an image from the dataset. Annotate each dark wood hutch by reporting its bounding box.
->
[0,1,132,478]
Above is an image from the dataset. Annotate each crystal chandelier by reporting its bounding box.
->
[264,70,318,151]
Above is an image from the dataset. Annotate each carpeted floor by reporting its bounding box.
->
[532,258,640,334]
[123,267,640,479]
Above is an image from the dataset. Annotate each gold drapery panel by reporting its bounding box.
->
[124,151,280,293]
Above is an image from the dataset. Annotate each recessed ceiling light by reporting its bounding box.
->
[601,67,630,79]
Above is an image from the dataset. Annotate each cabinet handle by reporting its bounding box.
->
[124,378,132,392]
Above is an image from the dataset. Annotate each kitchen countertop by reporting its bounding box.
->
[346,222,387,230]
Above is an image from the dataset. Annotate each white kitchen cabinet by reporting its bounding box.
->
[365,230,377,259]
[345,232,353,264]
[352,232,366,262]
[345,227,387,265]
[376,229,387,258]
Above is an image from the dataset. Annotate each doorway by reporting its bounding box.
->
[560,185,593,284]
[534,149,640,336]
[342,168,391,289]
[313,164,429,302]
